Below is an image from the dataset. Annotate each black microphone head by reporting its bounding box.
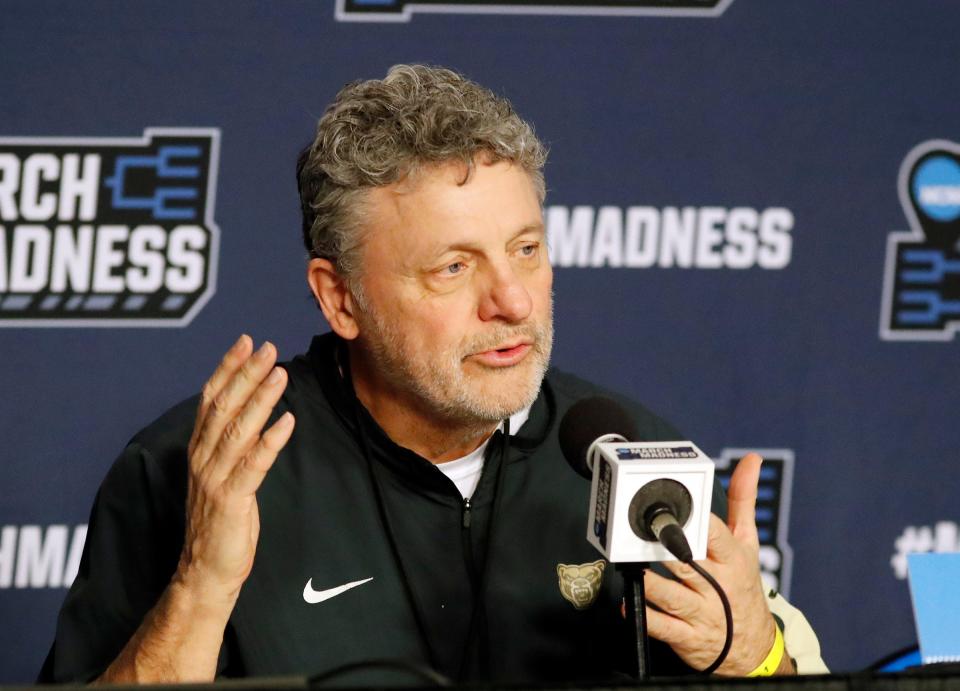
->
[558,396,638,479]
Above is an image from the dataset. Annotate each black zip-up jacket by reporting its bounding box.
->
[40,333,727,684]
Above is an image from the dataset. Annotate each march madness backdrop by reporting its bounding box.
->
[1,1,958,682]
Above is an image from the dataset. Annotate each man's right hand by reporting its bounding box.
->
[98,335,295,684]
[176,335,295,604]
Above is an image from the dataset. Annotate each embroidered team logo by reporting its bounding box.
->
[335,0,734,22]
[0,128,220,327]
[714,449,794,598]
[880,140,960,341]
[557,559,605,610]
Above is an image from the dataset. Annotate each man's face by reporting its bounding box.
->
[351,158,553,427]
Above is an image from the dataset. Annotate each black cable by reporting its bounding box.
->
[309,657,452,687]
[651,508,732,675]
[685,559,733,676]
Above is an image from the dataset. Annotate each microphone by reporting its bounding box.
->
[628,478,694,563]
[558,396,713,563]
[558,396,637,479]
[559,397,734,677]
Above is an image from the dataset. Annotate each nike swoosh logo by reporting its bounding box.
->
[303,576,374,604]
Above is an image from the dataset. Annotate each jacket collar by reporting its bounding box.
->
[305,331,556,487]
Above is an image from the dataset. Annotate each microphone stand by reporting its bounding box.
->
[617,562,651,680]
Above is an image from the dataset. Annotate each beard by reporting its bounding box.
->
[353,299,554,427]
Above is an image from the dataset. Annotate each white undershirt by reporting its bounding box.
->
[435,407,530,499]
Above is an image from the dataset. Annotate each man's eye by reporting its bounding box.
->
[445,262,466,275]
[519,243,539,257]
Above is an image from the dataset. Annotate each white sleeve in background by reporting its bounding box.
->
[765,590,830,674]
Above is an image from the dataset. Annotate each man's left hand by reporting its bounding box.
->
[642,453,795,676]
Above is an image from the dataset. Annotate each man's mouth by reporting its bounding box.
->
[470,340,534,367]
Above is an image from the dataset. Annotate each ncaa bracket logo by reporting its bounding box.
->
[0,128,220,328]
[336,0,733,22]
[714,449,794,598]
[880,140,960,341]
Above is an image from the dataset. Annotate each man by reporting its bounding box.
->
[40,65,824,684]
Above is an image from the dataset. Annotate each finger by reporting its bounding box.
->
[189,335,252,454]
[644,605,696,646]
[200,335,253,418]
[657,558,713,597]
[643,569,702,620]
[193,342,278,468]
[207,366,289,482]
[224,412,296,497]
[727,452,762,544]
[706,513,742,563]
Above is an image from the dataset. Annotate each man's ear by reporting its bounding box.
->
[307,258,360,340]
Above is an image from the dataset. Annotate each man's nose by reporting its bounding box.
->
[477,264,533,323]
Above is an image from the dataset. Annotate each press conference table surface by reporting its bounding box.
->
[13,668,960,691]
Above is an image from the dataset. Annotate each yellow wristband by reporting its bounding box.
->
[747,624,785,677]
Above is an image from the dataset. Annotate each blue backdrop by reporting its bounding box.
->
[1,0,958,682]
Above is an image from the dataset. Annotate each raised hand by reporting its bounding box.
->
[643,453,793,676]
[99,336,296,683]
[176,335,296,603]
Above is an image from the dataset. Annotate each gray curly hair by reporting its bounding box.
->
[297,64,548,282]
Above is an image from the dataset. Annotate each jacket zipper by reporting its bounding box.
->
[462,497,478,588]
[460,495,480,676]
